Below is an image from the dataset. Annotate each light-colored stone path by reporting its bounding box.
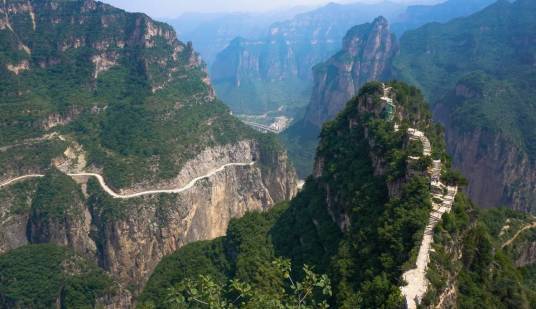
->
[400,127,458,309]
[381,84,398,131]
[380,83,459,308]
[0,162,255,199]
[407,128,432,157]
[0,174,45,188]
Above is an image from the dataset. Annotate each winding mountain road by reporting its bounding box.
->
[0,162,255,199]
[0,174,45,188]
[502,221,536,249]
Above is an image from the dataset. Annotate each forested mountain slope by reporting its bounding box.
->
[0,244,125,308]
[394,0,536,211]
[141,82,535,308]
[0,0,297,306]
[288,0,536,211]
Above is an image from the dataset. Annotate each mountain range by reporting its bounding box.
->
[0,0,535,308]
[210,0,496,116]
[391,0,496,35]
[210,1,406,115]
[165,7,311,66]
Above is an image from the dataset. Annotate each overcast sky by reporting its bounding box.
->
[101,0,441,18]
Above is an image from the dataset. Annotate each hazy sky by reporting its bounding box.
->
[101,0,440,18]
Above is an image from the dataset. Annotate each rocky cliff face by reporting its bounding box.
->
[392,0,536,212]
[435,100,536,212]
[303,17,398,128]
[0,140,297,306]
[0,0,212,97]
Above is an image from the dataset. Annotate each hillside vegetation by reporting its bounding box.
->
[138,82,536,308]
[0,0,280,189]
[394,0,536,160]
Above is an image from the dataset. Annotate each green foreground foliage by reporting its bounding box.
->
[155,259,331,309]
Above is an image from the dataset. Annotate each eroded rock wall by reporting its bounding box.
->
[304,17,398,128]
[434,104,536,212]
[0,140,297,305]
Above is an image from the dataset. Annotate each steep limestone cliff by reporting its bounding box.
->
[435,106,536,212]
[303,17,398,128]
[0,139,297,305]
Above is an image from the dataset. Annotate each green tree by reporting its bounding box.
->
[159,259,331,309]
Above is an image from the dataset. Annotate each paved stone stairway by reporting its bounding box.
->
[408,128,432,156]
[400,126,458,309]
[380,84,401,133]
[378,84,459,308]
